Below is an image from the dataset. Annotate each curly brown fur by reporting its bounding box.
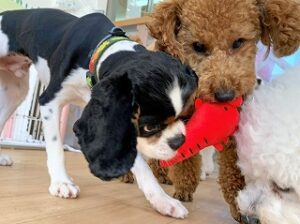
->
[120,171,135,184]
[218,138,245,222]
[148,159,173,185]
[259,0,300,57]
[147,0,300,220]
[148,156,201,202]
[148,0,300,101]
[168,154,200,202]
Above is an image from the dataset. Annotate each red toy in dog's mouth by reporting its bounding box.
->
[160,97,243,167]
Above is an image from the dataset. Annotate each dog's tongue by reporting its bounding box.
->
[160,97,243,167]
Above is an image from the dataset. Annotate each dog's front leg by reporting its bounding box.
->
[40,101,79,199]
[218,137,245,222]
[131,153,188,218]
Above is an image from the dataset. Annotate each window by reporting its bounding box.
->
[108,0,161,21]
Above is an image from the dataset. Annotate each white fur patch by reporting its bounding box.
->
[34,57,51,85]
[0,16,9,57]
[235,64,300,223]
[96,40,138,78]
[168,78,183,116]
[137,120,185,160]
[39,67,90,199]
[200,146,215,180]
[59,67,91,106]
[131,153,188,218]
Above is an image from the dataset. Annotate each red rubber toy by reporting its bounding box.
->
[160,97,243,167]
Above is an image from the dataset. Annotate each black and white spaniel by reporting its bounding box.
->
[0,9,197,218]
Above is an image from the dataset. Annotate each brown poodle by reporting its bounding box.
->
[144,0,300,222]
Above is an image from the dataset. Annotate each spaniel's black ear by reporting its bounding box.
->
[73,74,137,181]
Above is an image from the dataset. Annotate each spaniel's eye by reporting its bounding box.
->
[177,116,190,124]
[144,124,161,133]
[192,42,207,54]
[232,38,246,49]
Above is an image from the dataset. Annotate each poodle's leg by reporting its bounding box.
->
[218,138,245,223]
[148,159,173,185]
[120,171,135,184]
[124,159,173,185]
[169,154,200,202]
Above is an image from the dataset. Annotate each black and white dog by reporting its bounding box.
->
[0,9,197,218]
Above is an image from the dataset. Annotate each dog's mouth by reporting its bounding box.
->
[197,88,250,103]
[195,69,257,103]
[197,92,235,103]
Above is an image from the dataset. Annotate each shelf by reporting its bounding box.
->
[114,16,151,27]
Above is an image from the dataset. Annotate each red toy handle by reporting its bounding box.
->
[160,97,243,167]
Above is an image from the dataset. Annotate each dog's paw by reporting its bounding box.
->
[49,182,80,199]
[173,190,193,202]
[0,154,13,166]
[149,193,188,218]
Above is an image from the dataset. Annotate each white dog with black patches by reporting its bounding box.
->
[0,9,199,218]
[235,64,300,224]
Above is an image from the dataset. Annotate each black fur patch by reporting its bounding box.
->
[0,9,115,105]
[73,74,137,181]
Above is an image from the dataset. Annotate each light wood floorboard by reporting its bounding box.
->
[0,149,235,224]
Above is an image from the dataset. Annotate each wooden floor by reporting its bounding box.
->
[0,149,236,224]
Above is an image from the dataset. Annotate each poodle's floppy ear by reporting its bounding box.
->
[146,0,184,58]
[73,74,137,181]
[258,0,300,57]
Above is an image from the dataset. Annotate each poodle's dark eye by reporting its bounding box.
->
[192,42,207,54]
[232,38,246,49]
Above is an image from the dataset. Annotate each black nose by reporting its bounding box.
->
[168,134,185,150]
[215,89,235,102]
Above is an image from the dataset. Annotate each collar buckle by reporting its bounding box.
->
[109,27,126,37]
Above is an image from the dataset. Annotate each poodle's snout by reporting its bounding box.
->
[215,89,235,102]
[168,134,185,150]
